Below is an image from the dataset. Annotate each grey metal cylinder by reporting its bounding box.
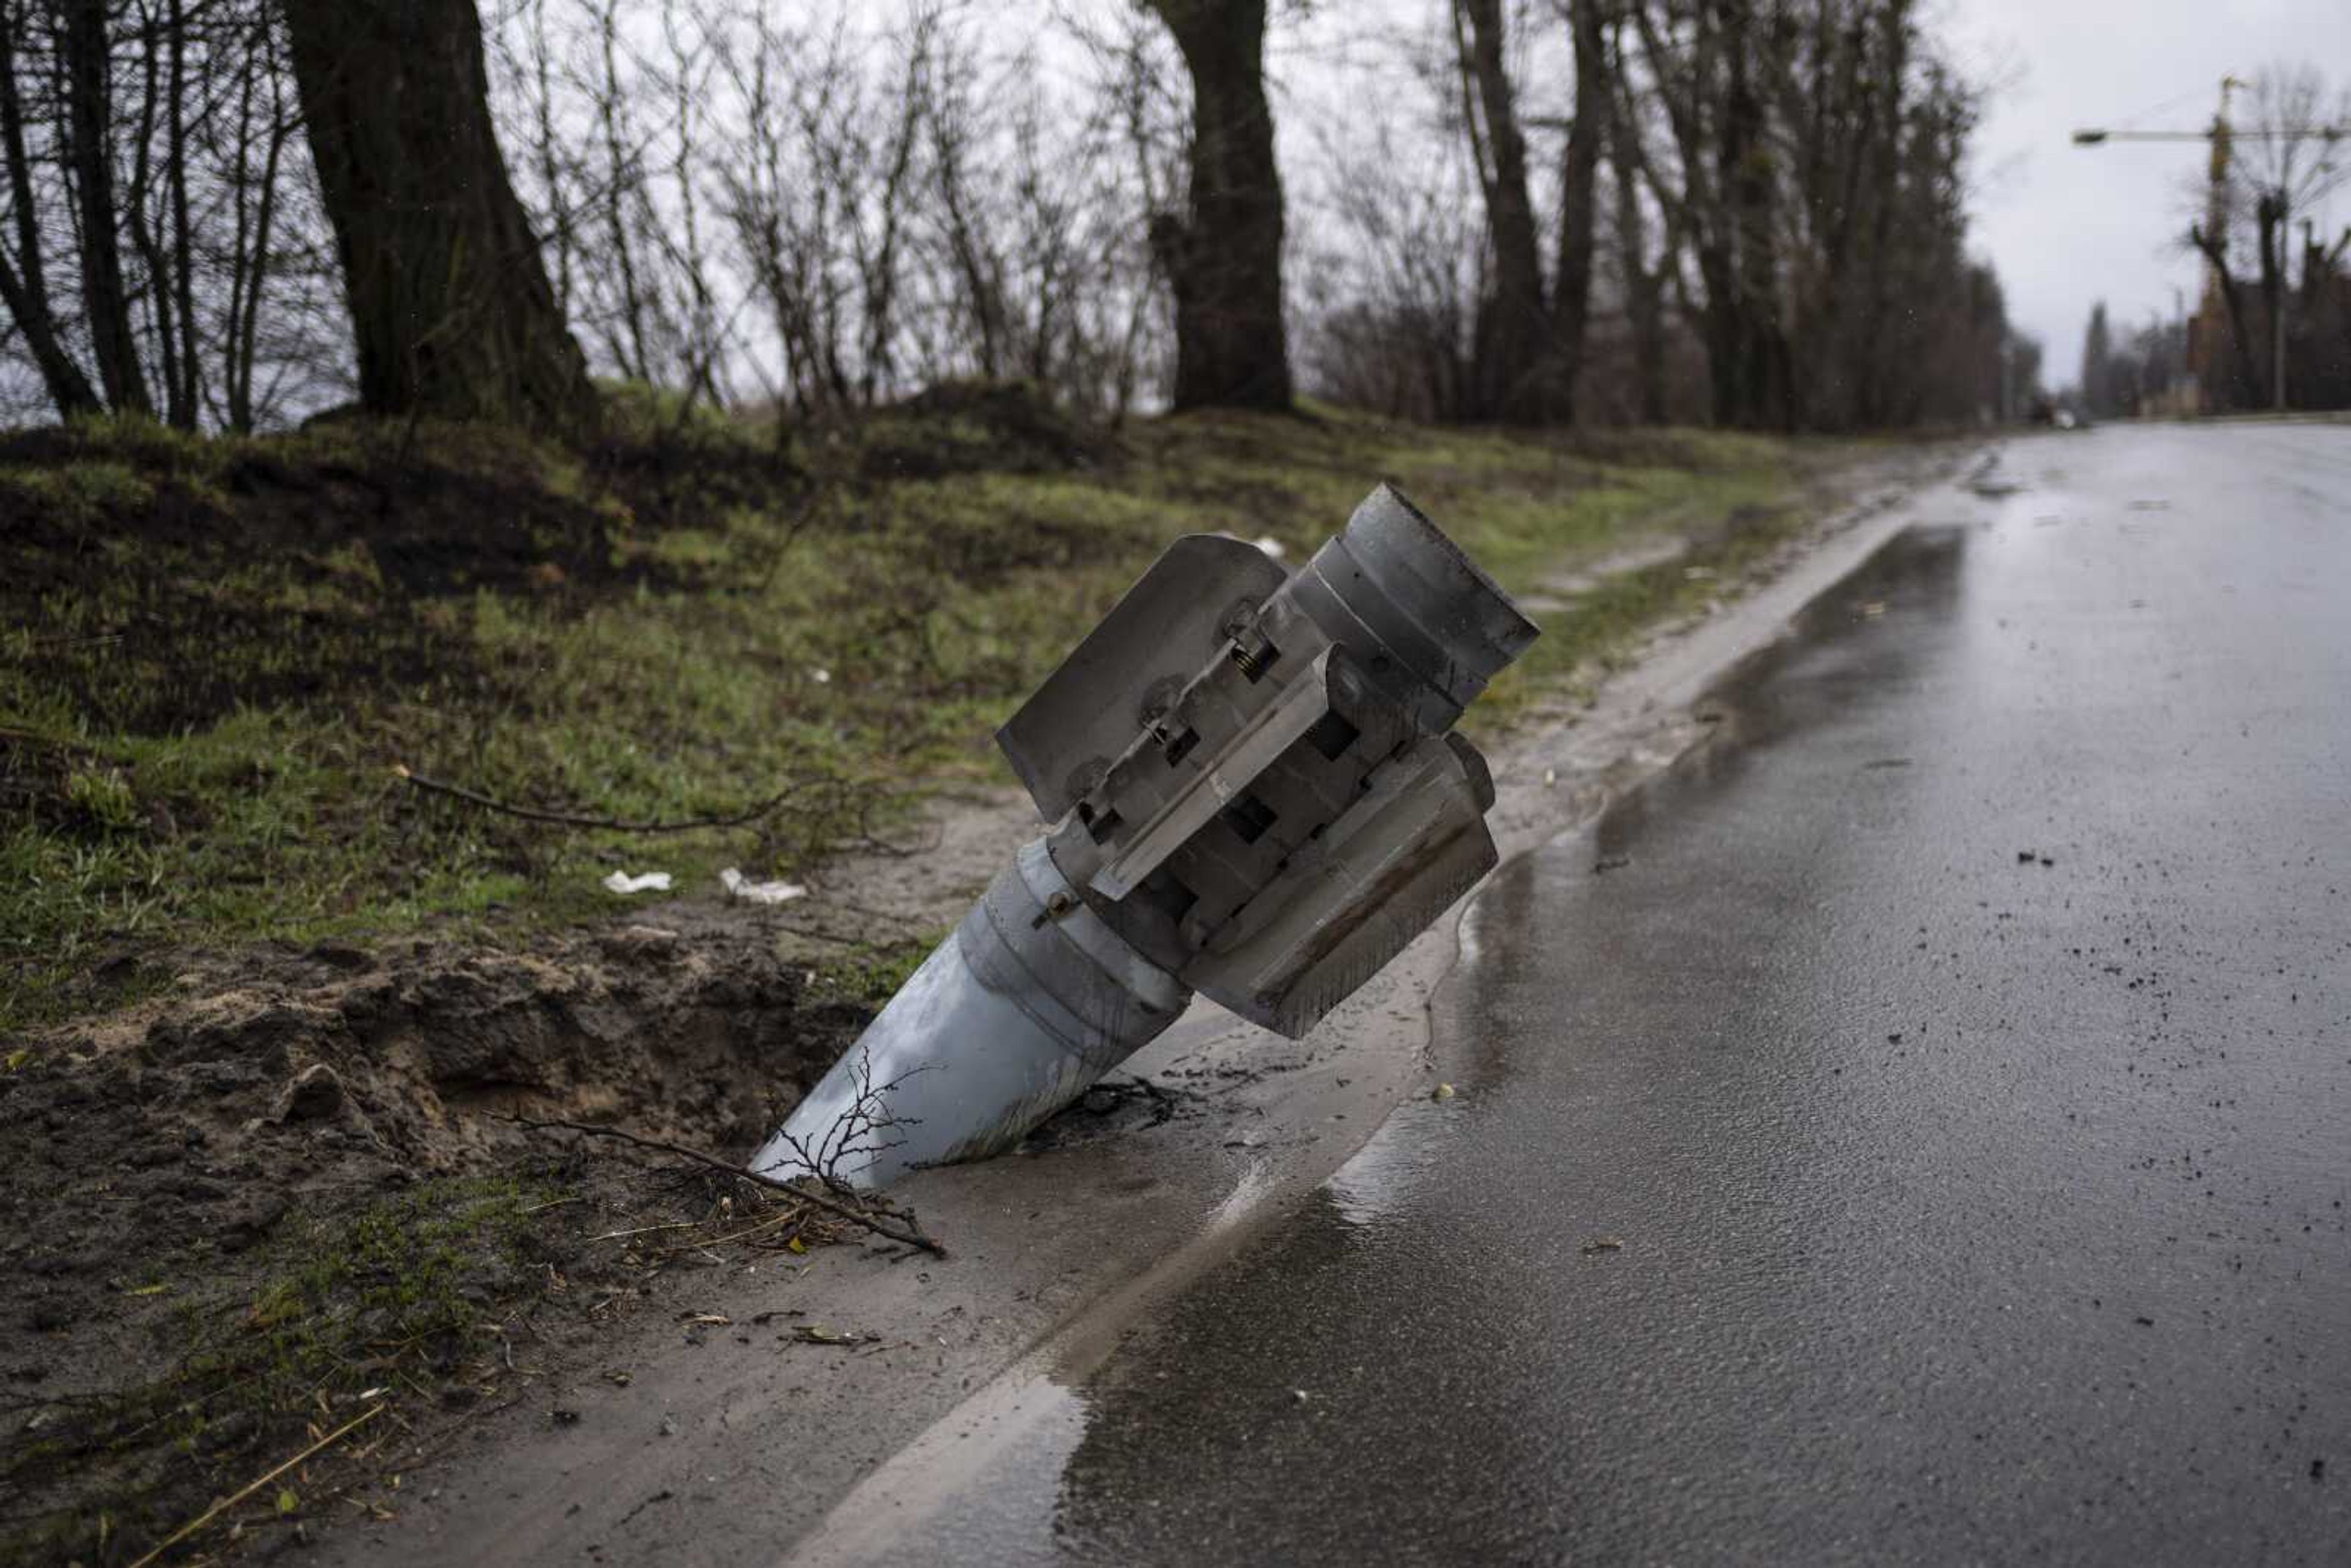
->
[1284,485,1539,732]
[750,838,1189,1190]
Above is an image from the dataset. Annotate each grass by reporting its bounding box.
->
[812,927,951,1005]
[0,1174,555,1565]
[1,392,1811,1035]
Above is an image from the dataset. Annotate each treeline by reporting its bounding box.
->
[0,0,2035,438]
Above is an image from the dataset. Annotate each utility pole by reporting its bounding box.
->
[2274,207,2289,412]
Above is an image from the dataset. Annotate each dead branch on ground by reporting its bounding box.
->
[391,763,839,835]
[126,1403,384,1568]
[501,1113,946,1257]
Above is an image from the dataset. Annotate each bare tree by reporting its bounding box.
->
[2229,64,2350,408]
[1612,0,2008,431]
[0,0,2051,438]
[1604,17,1676,426]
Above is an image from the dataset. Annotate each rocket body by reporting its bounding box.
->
[756,485,1535,1190]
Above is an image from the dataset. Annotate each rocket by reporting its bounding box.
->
[752,484,1536,1189]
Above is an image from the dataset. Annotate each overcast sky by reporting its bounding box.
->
[1954,0,2351,384]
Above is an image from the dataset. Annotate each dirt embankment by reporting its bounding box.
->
[0,921,870,1564]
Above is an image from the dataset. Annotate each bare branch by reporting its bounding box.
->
[501,1113,947,1256]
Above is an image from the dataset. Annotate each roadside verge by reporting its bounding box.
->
[305,438,1985,1568]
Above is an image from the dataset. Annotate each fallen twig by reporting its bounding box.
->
[391,763,824,835]
[501,1115,945,1258]
[661,1207,808,1255]
[588,1220,700,1242]
[127,1403,383,1568]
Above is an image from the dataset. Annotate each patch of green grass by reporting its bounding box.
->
[812,929,951,1006]
[1478,497,1810,723]
[2,395,1810,1032]
[241,1174,553,1364]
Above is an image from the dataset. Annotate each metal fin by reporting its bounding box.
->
[1182,735,1498,1037]
[995,535,1290,822]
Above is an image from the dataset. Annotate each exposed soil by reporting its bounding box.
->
[0,918,871,1563]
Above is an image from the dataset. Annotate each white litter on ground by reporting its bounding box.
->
[602,870,673,895]
[720,867,808,905]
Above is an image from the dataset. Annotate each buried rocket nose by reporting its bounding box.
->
[748,937,1095,1190]
[750,838,1188,1191]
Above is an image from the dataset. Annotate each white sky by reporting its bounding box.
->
[1954,0,2351,384]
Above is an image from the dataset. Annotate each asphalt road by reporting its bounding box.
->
[800,424,2351,1566]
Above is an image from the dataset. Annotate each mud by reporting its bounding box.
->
[0,920,868,1560]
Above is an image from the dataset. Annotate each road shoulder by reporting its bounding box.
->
[302,438,1979,1567]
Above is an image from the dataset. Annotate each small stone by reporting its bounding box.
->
[1431,1083,1455,1101]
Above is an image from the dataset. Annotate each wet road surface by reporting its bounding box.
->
[801,425,2351,1564]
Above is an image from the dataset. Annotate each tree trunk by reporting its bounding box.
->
[2257,190,2284,408]
[1455,0,1548,422]
[167,0,199,424]
[2192,224,2265,410]
[1634,0,1749,428]
[1145,0,1291,412]
[0,2,99,417]
[61,0,152,415]
[1850,0,1911,429]
[280,0,596,433]
[1604,35,1667,426]
[1717,1,1791,429]
[1550,0,1607,426]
